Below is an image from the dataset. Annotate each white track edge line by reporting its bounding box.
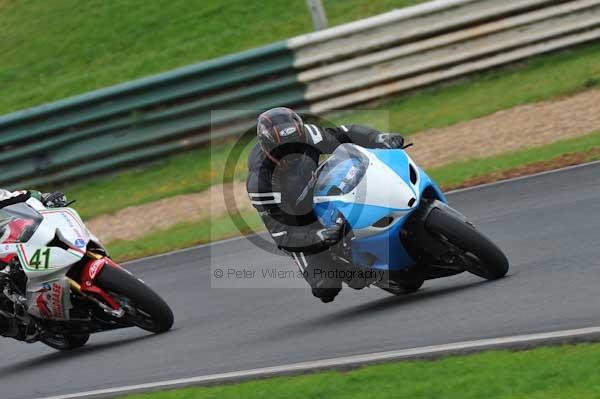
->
[40,325,600,399]
[125,159,600,265]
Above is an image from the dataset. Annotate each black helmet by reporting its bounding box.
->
[257,107,306,161]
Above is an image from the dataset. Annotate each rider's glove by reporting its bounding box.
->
[316,223,343,246]
[375,133,404,149]
[41,192,68,208]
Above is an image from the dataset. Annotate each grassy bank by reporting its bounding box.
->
[108,210,263,262]
[122,342,600,399]
[106,130,600,261]
[336,42,600,133]
[428,129,600,188]
[61,139,253,220]
[0,0,425,114]
[62,42,600,220]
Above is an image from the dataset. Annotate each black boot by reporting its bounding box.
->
[311,279,342,303]
[0,315,37,342]
[0,314,9,335]
[0,314,20,338]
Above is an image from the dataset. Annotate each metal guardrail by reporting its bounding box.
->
[0,41,305,188]
[300,0,600,113]
[1,0,598,188]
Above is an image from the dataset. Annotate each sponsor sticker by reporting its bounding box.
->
[88,259,104,279]
[51,283,64,319]
[74,238,86,248]
[30,280,71,321]
[280,127,296,137]
[61,213,76,229]
[347,166,358,179]
[35,285,52,319]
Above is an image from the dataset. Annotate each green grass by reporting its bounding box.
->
[108,210,263,261]
[335,42,600,134]
[428,130,600,187]
[61,137,252,220]
[0,0,426,115]
[106,130,600,262]
[123,343,600,399]
[58,42,600,220]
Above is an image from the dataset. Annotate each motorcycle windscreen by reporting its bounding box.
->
[0,203,43,244]
[314,145,418,229]
[314,145,369,197]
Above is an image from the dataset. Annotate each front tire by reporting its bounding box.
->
[96,266,174,333]
[425,208,509,280]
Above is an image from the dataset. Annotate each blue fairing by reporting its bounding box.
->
[418,165,447,204]
[313,147,447,271]
[351,216,416,271]
[315,201,411,229]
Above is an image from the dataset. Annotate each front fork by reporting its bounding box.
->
[401,199,470,267]
[67,252,125,318]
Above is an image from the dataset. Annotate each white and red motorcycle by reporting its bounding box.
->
[0,197,173,350]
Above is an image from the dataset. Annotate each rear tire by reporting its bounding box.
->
[96,266,174,333]
[425,208,509,280]
[42,334,90,351]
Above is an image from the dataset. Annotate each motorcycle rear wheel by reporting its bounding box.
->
[425,208,509,280]
[42,333,90,351]
[96,266,174,334]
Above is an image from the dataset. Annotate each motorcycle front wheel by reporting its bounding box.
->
[425,208,509,280]
[96,266,174,334]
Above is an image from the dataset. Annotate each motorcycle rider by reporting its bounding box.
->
[0,189,68,340]
[0,189,67,209]
[246,107,404,303]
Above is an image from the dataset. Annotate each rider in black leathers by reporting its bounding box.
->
[0,189,67,340]
[246,107,404,303]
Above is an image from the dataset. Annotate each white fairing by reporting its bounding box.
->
[0,198,94,321]
[314,145,419,238]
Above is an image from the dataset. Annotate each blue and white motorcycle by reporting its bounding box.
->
[312,143,509,295]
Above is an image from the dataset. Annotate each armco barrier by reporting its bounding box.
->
[0,41,305,188]
[1,0,599,188]
[299,0,600,113]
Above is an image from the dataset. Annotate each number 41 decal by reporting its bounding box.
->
[30,248,51,270]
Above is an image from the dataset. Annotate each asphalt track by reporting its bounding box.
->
[1,163,599,399]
